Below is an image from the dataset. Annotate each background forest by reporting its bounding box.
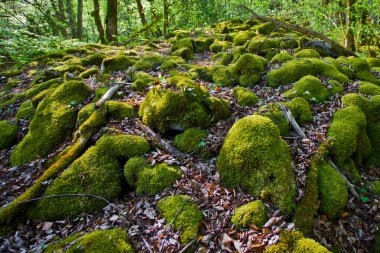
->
[0,0,379,66]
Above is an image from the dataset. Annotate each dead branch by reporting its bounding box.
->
[142,237,153,253]
[179,238,197,253]
[240,4,357,57]
[95,82,126,107]
[279,103,307,139]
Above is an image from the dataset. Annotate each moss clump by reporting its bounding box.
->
[78,109,107,138]
[337,56,380,85]
[317,159,348,217]
[294,238,331,252]
[284,75,329,103]
[10,81,91,166]
[233,87,259,106]
[270,51,294,63]
[231,200,267,228]
[216,115,296,214]
[212,52,234,65]
[231,54,266,87]
[44,229,134,253]
[173,128,208,154]
[171,38,195,52]
[194,37,214,52]
[29,134,149,220]
[161,56,186,71]
[103,54,135,72]
[124,156,146,189]
[370,180,380,195]
[105,101,137,120]
[210,65,235,87]
[210,40,231,53]
[172,47,194,60]
[328,79,344,95]
[286,97,313,125]
[255,22,276,35]
[367,57,380,68]
[77,103,96,125]
[189,66,212,82]
[341,93,369,112]
[206,97,231,121]
[134,54,163,71]
[233,31,255,46]
[267,58,349,88]
[131,71,154,91]
[294,49,321,58]
[359,81,380,96]
[258,103,289,136]
[25,78,63,98]
[16,100,34,119]
[366,96,380,167]
[52,64,86,75]
[247,36,279,55]
[79,67,99,78]
[136,163,182,194]
[0,120,18,150]
[82,53,106,66]
[157,195,203,244]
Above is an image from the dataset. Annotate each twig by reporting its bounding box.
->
[179,238,197,253]
[278,103,307,139]
[142,237,153,253]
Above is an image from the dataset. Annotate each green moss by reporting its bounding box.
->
[172,47,194,60]
[25,78,63,98]
[258,103,289,136]
[189,66,212,82]
[16,100,34,119]
[359,81,380,96]
[337,56,380,85]
[231,54,266,87]
[341,93,369,113]
[10,81,91,166]
[206,96,231,121]
[283,75,329,103]
[52,64,86,74]
[134,54,163,71]
[286,97,313,125]
[105,101,137,120]
[294,238,331,253]
[44,229,134,253]
[28,134,149,220]
[131,71,154,91]
[157,195,203,244]
[327,79,344,95]
[255,22,276,35]
[210,65,235,87]
[124,156,147,189]
[0,120,18,150]
[161,56,186,71]
[233,31,255,46]
[212,52,234,65]
[247,36,279,54]
[270,51,294,63]
[214,21,230,34]
[294,158,319,234]
[370,180,380,195]
[78,103,96,125]
[294,49,320,58]
[216,115,296,214]
[317,159,348,217]
[374,228,380,253]
[367,57,380,68]
[231,200,267,228]
[280,37,299,49]
[194,37,214,52]
[174,128,208,154]
[366,96,380,167]
[103,54,135,72]
[233,87,259,106]
[82,53,106,66]
[267,58,349,88]
[136,163,182,194]
[79,67,99,78]
[171,38,195,52]
[210,40,231,53]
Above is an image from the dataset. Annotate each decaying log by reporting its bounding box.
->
[240,5,357,57]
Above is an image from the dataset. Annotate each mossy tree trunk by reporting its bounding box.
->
[135,0,147,25]
[344,0,356,51]
[77,0,83,40]
[163,0,169,35]
[105,0,118,42]
[92,0,106,44]
[66,0,77,38]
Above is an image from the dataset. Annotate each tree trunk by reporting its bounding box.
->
[163,0,169,35]
[66,0,76,38]
[344,0,356,51]
[77,0,83,40]
[135,0,147,25]
[105,0,118,42]
[92,0,106,44]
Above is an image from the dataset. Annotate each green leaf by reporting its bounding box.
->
[197,140,206,148]
[360,196,369,202]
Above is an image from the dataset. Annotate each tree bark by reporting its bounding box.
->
[163,0,169,35]
[344,0,356,51]
[66,0,76,38]
[105,0,118,42]
[77,0,83,40]
[92,0,106,44]
[135,0,147,25]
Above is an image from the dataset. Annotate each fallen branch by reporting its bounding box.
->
[279,103,307,139]
[142,237,153,253]
[240,4,357,57]
[179,238,197,253]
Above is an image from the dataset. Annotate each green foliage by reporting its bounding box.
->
[0,120,18,150]
[157,195,203,244]
[231,200,268,228]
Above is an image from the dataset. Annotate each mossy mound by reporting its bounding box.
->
[79,67,99,78]
[28,134,150,220]
[161,56,186,71]
[231,54,266,87]
[216,115,296,214]
[173,128,208,155]
[10,81,91,166]
[231,200,268,228]
[337,56,380,85]
[105,101,137,120]
[270,51,294,63]
[0,120,18,150]
[233,87,259,106]
[283,75,329,103]
[189,66,212,82]
[212,52,234,65]
[44,228,134,253]
[267,58,349,88]
[77,103,96,125]
[134,54,163,71]
[286,97,313,125]
[210,65,235,87]
[206,97,232,121]
[172,47,194,60]
[210,40,231,53]
[171,37,196,52]
[247,36,279,55]
[103,54,135,72]
[194,37,214,52]
[367,57,380,68]
[157,195,203,244]
[15,100,34,119]
[258,103,290,136]
[124,156,146,189]
[359,81,380,96]
[131,71,154,91]
[233,31,255,46]
[317,159,348,217]
[370,180,380,195]
[24,78,63,99]
[294,49,321,58]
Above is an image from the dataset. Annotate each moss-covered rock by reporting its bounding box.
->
[283,75,329,103]
[189,66,212,82]
[294,238,331,252]
[294,49,321,58]
[317,159,348,217]
[103,54,135,72]
[173,128,208,154]
[231,200,267,228]
[131,71,154,91]
[105,101,137,120]
[134,54,163,71]
[194,37,214,52]
[136,163,182,194]
[337,56,380,85]
[10,81,91,166]
[44,228,134,253]
[212,52,234,65]
[0,120,18,150]
[359,81,380,96]
[206,96,231,121]
[161,56,186,71]
[172,47,194,60]
[124,156,146,189]
[247,36,279,54]
[157,195,203,244]
[258,103,289,136]
[28,134,149,220]
[210,40,231,53]
[15,100,34,119]
[231,54,266,87]
[216,115,296,214]
[328,79,344,95]
[233,86,259,106]
[366,96,380,167]
[286,97,313,125]
[77,103,96,125]
[82,53,106,66]
[233,31,255,46]
[25,78,63,98]
[210,65,235,87]
[267,58,349,88]
[270,51,294,63]
[370,180,380,195]
[171,37,195,52]
[255,22,276,35]
[79,67,99,78]
[367,57,380,68]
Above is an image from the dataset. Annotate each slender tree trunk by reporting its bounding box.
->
[77,0,83,39]
[66,0,76,38]
[135,0,146,25]
[105,0,118,42]
[92,0,106,44]
[163,0,169,35]
[345,0,356,51]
